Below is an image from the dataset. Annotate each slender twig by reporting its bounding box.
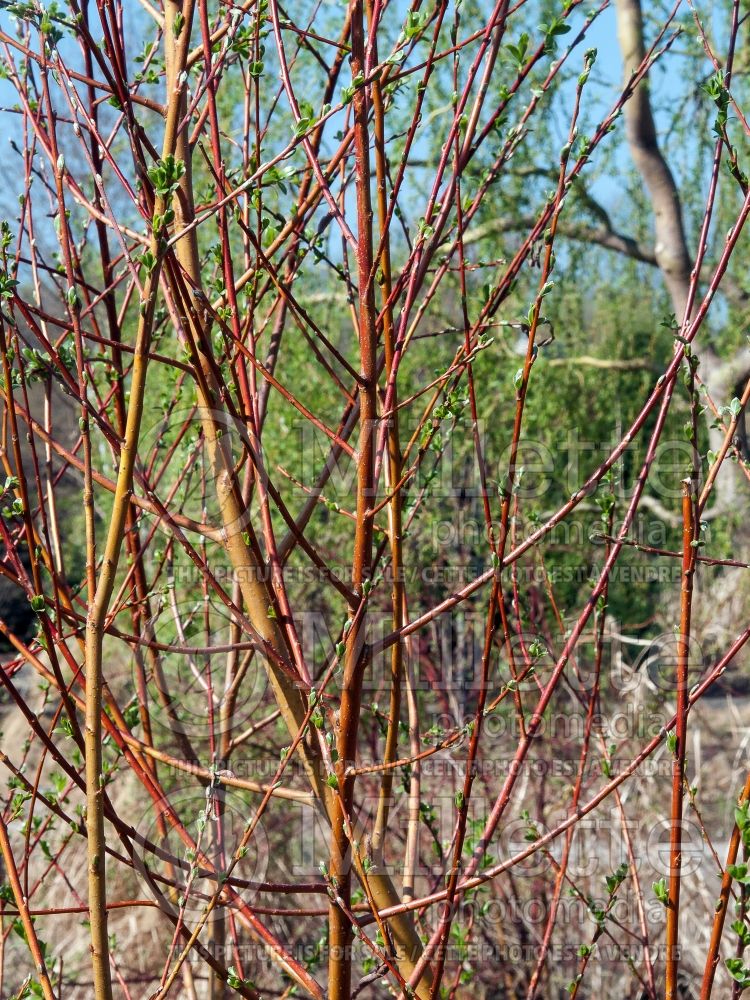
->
[665,480,697,998]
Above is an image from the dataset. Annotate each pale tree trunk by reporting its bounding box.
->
[615,0,693,321]
[615,0,748,515]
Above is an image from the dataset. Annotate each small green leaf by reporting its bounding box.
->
[652,877,668,905]
[728,863,750,885]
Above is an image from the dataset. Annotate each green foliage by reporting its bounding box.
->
[147,155,185,199]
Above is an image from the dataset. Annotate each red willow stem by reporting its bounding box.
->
[701,768,750,997]
[365,0,409,906]
[665,481,697,998]
[327,3,380,996]
[0,812,55,1000]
